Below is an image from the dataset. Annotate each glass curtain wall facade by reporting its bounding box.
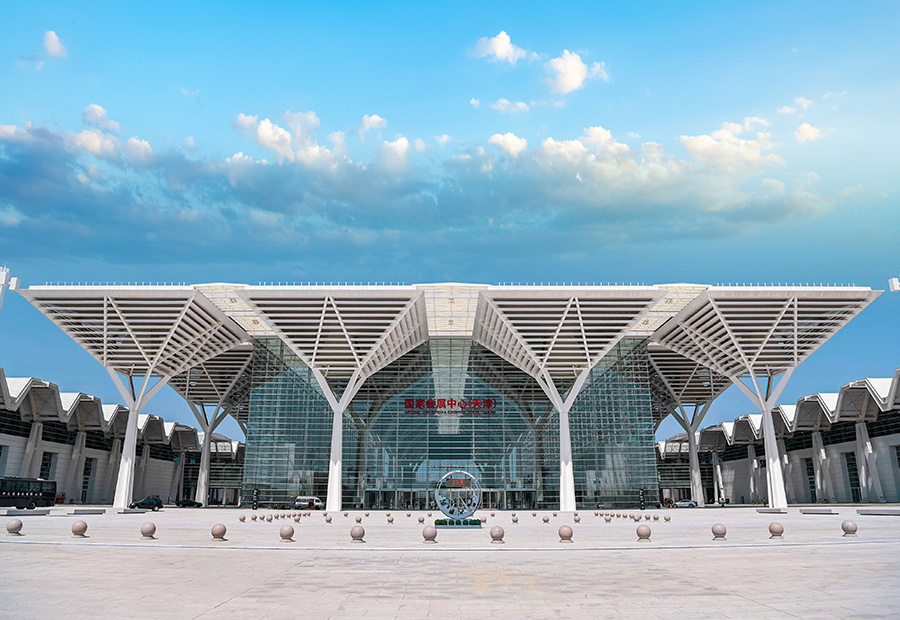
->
[242,337,659,509]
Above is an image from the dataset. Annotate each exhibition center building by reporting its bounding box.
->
[15,281,882,511]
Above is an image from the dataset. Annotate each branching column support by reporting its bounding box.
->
[107,368,172,509]
[66,431,87,501]
[777,438,797,504]
[189,402,231,506]
[670,402,712,507]
[747,444,760,503]
[730,367,794,509]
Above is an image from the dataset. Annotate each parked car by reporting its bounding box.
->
[129,496,164,511]
[674,499,698,508]
[176,498,202,508]
[293,496,325,510]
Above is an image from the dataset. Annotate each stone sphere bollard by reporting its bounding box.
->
[422,526,437,544]
[594,511,598,517]
[512,512,517,517]
[427,512,432,517]
[239,515,246,523]
[653,514,659,521]
[72,520,88,538]
[293,515,300,523]
[343,512,348,517]
[365,512,370,517]
[355,516,362,523]
[266,514,273,522]
[252,514,258,521]
[633,515,641,523]
[325,516,332,523]
[558,525,574,543]
[211,523,227,541]
[512,516,519,523]
[604,515,612,523]
[386,512,391,517]
[841,520,858,538]
[387,516,394,524]
[532,512,537,517]
[552,512,558,517]
[141,522,157,540]
[6,519,23,536]
[616,513,621,518]
[574,516,581,523]
[350,525,365,543]
[644,514,651,521]
[664,514,671,522]
[768,522,784,539]
[323,512,327,517]
[418,516,425,524]
[542,516,550,524]
[280,524,295,543]
[636,524,651,542]
[406,512,411,517]
[711,523,727,541]
[574,511,579,517]
[490,525,505,544]
[481,517,487,524]
[491,512,495,517]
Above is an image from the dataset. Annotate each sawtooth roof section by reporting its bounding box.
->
[698,425,729,452]
[647,344,731,407]
[19,286,250,378]
[169,344,254,407]
[793,393,837,431]
[834,376,894,422]
[60,392,105,431]
[891,368,900,409]
[236,286,428,390]
[651,287,881,378]
[473,287,663,396]
[6,377,64,422]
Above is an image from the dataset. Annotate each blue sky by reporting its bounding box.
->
[1,1,898,440]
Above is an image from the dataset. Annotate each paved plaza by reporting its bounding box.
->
[2,505,899,619]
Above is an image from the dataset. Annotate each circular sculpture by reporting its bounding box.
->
[72,520,88,538]
[422,526,438,544]
[7,519,23,536]
[490,525,505,544]
[711,523,727,541]
[841,520,858,538]
[558,525,573,543]
[211,523,227,540]
[768,522,784,539]
[350,525,365,543]
[280,525,295,542]
[636,525,651,542]
[141,522,157,539]
[434,470,482,520]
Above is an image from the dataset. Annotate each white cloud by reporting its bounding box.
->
[234,114,294,161]
[435,134,451,146]
[761,178,786,194]
[329,131,347,155]
[488,132,528,157]
[377,136,409,172]
[414,138,426,152]
[284,110,320,141]
[359,114,387,142]
[470,98,481,108]
[474,31,527,65]
[44,31,66,58]
[545,50,607,94]
[181,88,200,98]
[794,123,821,143]
[778,96,814,114]
[580,125,630,157]
[184,136,196,148]
[126,137,153,162]
[256,118,294,161]
[82,104,119,131]
[680,117,783,172]
[71,129,119,158]
[491,98,529,113]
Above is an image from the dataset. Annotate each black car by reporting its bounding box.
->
[176,498,202,508]
[129,496,163,511]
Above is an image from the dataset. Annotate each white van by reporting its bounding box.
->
[294,496,325,510]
